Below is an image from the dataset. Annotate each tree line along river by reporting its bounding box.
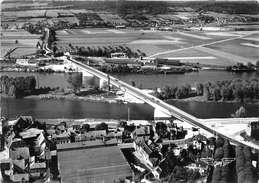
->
[1,70,258,119]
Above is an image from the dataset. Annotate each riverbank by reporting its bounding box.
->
[26,92,119,103]
[2,91,257,105]
[165,95,258,104]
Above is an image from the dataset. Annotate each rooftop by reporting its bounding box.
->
[57,139,117,151]
[58,145,132,183]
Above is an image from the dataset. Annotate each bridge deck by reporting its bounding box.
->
[68,56,259,151]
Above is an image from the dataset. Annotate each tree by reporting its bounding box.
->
[36,49,46,56]
[67,73,82,93]
[130,80,135,87]
[191,171,201,181]
[81,123,90,132]
[214,147,224,161]
[216,137,224,148]
[232,106,247,118]
[194,82,203,95]
[95,122,108,133]
[15,39,18,44]
[155,122,168,138]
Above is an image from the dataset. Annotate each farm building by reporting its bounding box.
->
[16,59,38,67]
[154,58,181,66]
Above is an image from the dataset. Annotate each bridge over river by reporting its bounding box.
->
[64,55,259,151]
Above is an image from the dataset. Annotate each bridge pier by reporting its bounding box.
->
[154,108,171,122]
[82,71,95,88]
[82,71,112,91]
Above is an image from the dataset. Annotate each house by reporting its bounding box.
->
[111,52,128,58]
[30,162,47,177]
[206,137,215,151]
[19,128,46,157]
[152,159,169,179]
[10,173,29,183]
[134,137,162,167]
[74,130,107,142]
[131,125,153,141]
[52,132,71,144]
[123,125,136,142]
[16,59,38,67]
[186,161,208,176]
[142,62,158,68]
[191,133,208,150]
[7,137,29,160]
[246,121,259,140]
[13,116,35,133]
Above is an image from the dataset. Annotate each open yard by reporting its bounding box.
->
[1,30,39,58]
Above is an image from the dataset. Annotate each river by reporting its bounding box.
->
[1,71,258,119]
[1,98,258,119]
[1,70,258,88]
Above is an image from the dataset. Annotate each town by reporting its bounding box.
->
[1,115,259,182]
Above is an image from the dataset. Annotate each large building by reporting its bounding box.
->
[57,139,133,183]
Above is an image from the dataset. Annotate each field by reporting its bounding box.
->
[55,28,259,66]
[1,30,39,58]
[97,13,127,24]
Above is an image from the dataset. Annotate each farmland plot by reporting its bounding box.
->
[98,13,127,24]
[1,30,39,58]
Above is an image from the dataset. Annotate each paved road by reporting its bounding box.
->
[67,56,259,151]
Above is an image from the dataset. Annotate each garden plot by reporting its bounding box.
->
[157,15,180,21]
[196,46,257,65]
[1,30,39,58]
[69,9,94,14]
[98,13,127,24]
[205,37,259,61]
[1,2,48,10]
[173,12,194,20]
[177,32,212,40]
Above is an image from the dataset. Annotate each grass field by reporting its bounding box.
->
[55,28,259,66]
[1,30,38,58]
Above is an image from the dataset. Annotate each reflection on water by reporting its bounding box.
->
[2,98,257,120]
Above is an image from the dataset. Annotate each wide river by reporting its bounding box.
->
[1,71,258,119]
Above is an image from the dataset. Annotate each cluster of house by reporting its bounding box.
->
[87,53,186,74]
[47,121,124,145]
[1,116,218,182]
[130,125,215,181]
[1,116,51,183]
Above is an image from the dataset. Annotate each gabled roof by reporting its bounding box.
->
[19,128,44,139]
[133,126,151,136]
[141,140,153,155]
[192,133,207,142]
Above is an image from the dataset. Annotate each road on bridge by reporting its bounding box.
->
[67,56,259,151]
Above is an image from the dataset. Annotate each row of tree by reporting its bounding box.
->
[236,145,256,183]
[154,84,192,99]
[210,138,234,183]
[155,78,258,103]
[0,75,36,98]
[63,44,146,58]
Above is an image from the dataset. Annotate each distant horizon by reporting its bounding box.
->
[1,0,259,2]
